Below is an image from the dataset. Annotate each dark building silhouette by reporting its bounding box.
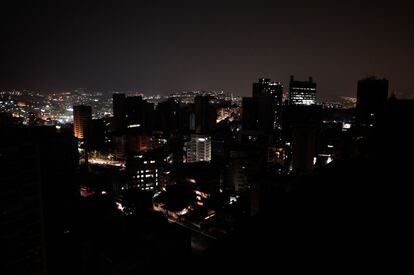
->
[376,97,414,174]
[289,76,317,106]
[155,99,180,135]
[112,134,127,159]
[283,105,322,174]
[253,78,284,99]
[126,96,145,129]
[257,93,280,132]
[177,104,192,134]
[111,95,157,158]
[77,195,191,274]
[1,126,79,275]
[112,129,150,160]
[242,78,284,133]
[1,135,47,275]
[194,95,217,134]
[112,94,155,134]
[291,124,318,174]
[86,119,106,151]
[241,97,258,131]
[112,93,127,132]
[73,105,92,140]
[356,76,389,127]
[126,130,150,155]
[255,78,283,132]
[125,96,154,133]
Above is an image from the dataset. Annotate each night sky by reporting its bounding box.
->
[1,0,413,98]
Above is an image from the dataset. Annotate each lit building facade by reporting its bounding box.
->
[253,78,283,98]
[186,135,212,163]
[126,155,159,191]
[73,105,92,140]
[289,76,317,106]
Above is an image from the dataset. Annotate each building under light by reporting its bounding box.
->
[73,105,92,140]
[126,155,159,191]
[289,76,317,106]
[185,135,212,163]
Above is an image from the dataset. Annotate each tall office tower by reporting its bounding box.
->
[1,126,79,275]
[194,95,217,134]
[155,99,182,135]
[242,78,284,133]
[125,96,155,133]
[289,76,317,106]
[356,77,389,127]
[185,135,212,163]
[112,93,127,132]
[253,78,284,99]
[253,78,284,131]
[73,105,92,140]
[125,96,145,128]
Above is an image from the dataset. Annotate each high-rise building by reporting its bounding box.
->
[254,78,284,131]
[1,126,79,275]
[125,96,155,133]
[125,96,145,128]
[112,93,127,132]
[242,78,284,133]
[155,99,180,134]
[289,76,317,106]
[356,77,389,127]
[194,96,217,134]
[1,136,47,275]
[73,105,92,140]
[185,135,212,163]
[282,104,322,173]
[112,94,155,134]
[253,78,284,99]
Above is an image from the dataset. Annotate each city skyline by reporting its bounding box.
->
[1,0,413,97]
[2,1,413,274]
[2,74,412,274]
